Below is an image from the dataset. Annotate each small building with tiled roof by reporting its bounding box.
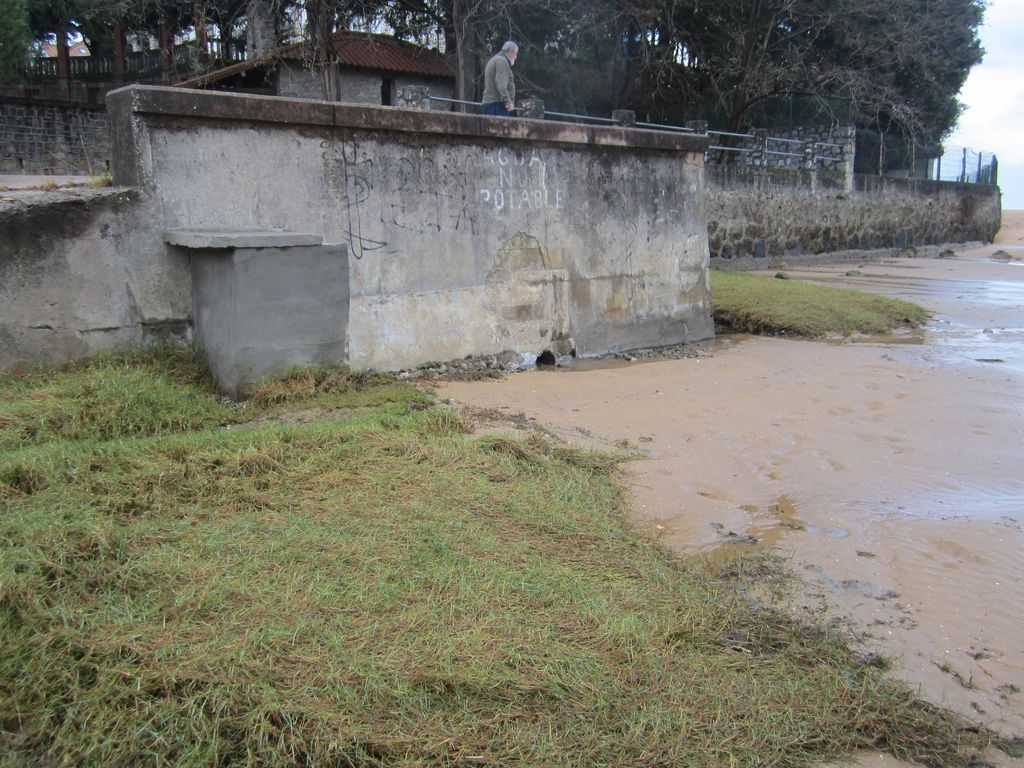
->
[177,31,455,107]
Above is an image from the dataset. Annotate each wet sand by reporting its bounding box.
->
[442,212,1024,761]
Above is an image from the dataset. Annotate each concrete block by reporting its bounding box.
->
[189,242,350,396]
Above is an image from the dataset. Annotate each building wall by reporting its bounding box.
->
[275,63,386,103]
[0,98,112,174]
[705,165,1002,269]
[275,62,455,108]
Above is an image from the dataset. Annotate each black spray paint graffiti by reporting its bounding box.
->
[323,139,488,253]
[322,138,388,260]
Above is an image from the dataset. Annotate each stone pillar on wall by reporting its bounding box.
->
[801,140,816,170]
[613,109,635,126]
[397,85,430,110]
[751,129,770,168]
[835,125,856,192]
[517,98,544,119]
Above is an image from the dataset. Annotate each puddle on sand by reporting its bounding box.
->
[674,495,851,565]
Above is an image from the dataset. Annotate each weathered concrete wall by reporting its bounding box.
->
[1,98,112,175]
[706,165,1001,269]
[0,188,188,370]
[3,85,711,376]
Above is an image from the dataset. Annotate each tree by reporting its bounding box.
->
[604,0,982,142]
[0,0,31,81]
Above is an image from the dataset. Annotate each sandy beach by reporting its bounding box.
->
[443,211,1024,764]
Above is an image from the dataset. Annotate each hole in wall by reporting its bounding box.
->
[535,350,557,367]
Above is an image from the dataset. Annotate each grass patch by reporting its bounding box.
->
[1,352,982,766]
[711,270,930,337]
[0,347,232,453]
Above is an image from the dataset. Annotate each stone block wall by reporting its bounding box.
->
[706,164,1001,269]
[707,124,855,177]
[1,98,112,174]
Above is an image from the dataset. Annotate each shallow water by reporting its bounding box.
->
[444,242,1024,748]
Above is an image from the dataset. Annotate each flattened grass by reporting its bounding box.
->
[1,351,979,766]
[711,270,930,337]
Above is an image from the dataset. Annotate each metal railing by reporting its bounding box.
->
[19,44,246,81]
[429,96,845,165]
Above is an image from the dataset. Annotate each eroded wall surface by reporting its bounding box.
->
[108,86,712,371]
[0,188,188,370]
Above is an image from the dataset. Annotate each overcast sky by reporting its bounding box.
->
[948,0,1024,209]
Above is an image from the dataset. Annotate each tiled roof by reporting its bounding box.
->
[40,43,91,57]
[282,31,454,78]
[178,31,453,88]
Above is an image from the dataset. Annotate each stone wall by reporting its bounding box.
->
[707,124,855,177]
[1,85,711,376]
[705,165,1001,269]
[0,98,112,174]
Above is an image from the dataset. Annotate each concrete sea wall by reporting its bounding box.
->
[0,86,1004,380]
[0,188,191,370]
[1,86,712,380]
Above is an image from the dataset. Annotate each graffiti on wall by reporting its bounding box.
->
[479,147,565,212]
[322,139,568,259]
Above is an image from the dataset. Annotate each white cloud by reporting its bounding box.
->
[950,68,1024,163]
[949,0,1024,207]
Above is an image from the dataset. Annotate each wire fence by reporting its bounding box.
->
[932,145,998,184]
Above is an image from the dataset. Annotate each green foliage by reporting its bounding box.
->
[0,350,983,766]
[710,270,931,337]
[14,0,981,140]
[0,0,31,80]
[0,348,230,452]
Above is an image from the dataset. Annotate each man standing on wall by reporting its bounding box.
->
[482,41,518,116]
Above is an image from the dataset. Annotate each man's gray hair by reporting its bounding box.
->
[501,41,519,53]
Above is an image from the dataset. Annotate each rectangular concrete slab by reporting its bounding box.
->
[165,229,323,249]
